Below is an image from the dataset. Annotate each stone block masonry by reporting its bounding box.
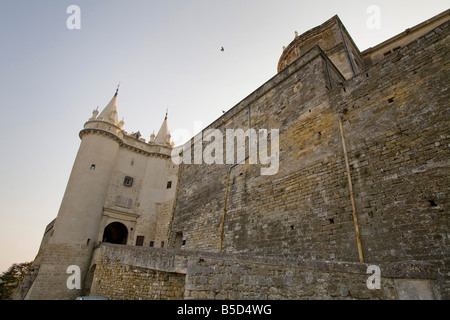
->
[89,244,441,300]
[16,11,449,300]
[169,18,450,298]
[90,259,185,300]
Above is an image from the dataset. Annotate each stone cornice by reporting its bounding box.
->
[79,127,172,159]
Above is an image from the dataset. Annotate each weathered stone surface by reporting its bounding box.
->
[89,244,441,300]
[169,17,450,299]
[18,11,450,300]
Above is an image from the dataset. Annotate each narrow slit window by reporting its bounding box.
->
[167,181,172,189]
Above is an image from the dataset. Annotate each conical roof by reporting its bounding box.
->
[97,87,119,125]
[154,112,170,145]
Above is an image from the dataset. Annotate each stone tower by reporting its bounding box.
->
[22,89,178,299]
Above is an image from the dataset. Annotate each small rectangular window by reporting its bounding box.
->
[167,181,172,189]
[161,241,165,248]
[182,239,186,247]
[124,176,134,187]
[149,241,154,247]
[90,164,96,170]
[136,236,144,246]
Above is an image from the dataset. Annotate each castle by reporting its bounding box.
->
[14,9,449,300]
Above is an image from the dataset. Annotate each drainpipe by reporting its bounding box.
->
[247,105,252,158]
[218,167,233,252]
[338,116,364,263]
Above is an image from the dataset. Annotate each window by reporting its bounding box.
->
[167,181,172,189]
[161,241,165,248]
[90,164,96,170]
[174,232,187,249]
[136,236,144,246]
[149,241,154,247]
[124,176,134,187]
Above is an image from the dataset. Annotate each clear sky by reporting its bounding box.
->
[0,0,448,273]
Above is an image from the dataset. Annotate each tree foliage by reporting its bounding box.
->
[0,262,33,300]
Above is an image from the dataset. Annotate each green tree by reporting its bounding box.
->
[0,262,32,300]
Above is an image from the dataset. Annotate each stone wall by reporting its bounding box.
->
[170,46,346,253]
[185,254,440,300]
[88,244,442,300]
[328,20,450,267]
[168,18,449,299]
[25,243,93,300]
[90,258,185,300]
[17,13,449,301]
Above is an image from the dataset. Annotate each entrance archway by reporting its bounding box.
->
[102,222,128,244]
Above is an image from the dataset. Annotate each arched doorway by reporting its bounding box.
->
[102,222,128,244]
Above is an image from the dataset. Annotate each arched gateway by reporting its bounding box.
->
[102,222,128,245]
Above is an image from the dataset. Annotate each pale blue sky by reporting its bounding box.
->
[0,0,448,272]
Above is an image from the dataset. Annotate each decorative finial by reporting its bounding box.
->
[118,117,125,129]
[165,107,168,120]
[90,106,99,120]
[115,82,120,97]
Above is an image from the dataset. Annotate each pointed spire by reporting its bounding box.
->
[154,111,171,145]
[97,86,120,125]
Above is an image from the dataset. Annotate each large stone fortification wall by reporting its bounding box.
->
[169,18,449,290]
